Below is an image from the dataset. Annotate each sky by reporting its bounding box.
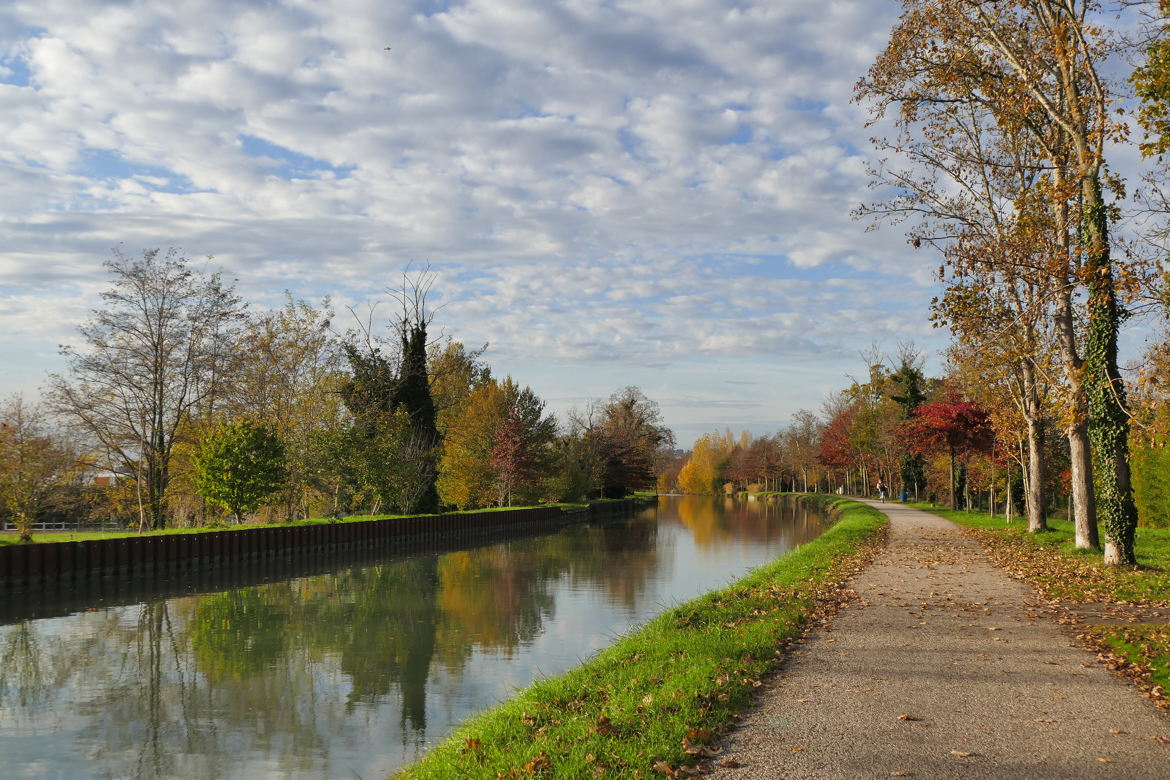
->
[0,0,965,447]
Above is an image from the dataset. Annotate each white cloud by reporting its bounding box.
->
[0,0,968,444]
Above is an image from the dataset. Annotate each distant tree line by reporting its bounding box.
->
[663,339,1170,565]
[0,250,675,536]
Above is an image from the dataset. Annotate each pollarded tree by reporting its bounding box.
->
[192,420,288,524]
[49,248,245,530]
[339,271,445,515]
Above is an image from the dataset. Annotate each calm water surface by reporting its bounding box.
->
[0,495,829,778]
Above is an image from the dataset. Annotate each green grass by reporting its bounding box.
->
[396,497,887,779]
[0,501,604,547]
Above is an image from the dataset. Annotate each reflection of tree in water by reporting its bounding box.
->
[300,558,440,734]
[674,496,730,546]
[191,589,290,681]
[0,622,47,713]
[70,601,228,780]
[559,519,660,610]
[669,495,828,549]
[433,521,662,664]
[2,501,810,778]
[435,545,559,666]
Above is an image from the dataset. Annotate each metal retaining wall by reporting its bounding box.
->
[0,500,650,591]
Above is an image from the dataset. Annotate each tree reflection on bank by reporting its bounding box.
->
[0,496,828,779]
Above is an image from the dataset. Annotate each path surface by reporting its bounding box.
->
[710,501,1170,779]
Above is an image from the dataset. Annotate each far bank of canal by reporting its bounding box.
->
[0,495,843,779]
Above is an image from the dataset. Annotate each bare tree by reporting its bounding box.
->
[49,248,245,530]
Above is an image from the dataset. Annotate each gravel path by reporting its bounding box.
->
[708,501,1170,779]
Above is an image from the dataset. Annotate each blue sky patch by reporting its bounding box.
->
[239,134,351,179]
[723,124,752,145]
[75,149,194,193]
[0,53,31,86]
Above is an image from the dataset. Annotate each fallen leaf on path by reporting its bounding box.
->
[1152,736,1170,744]
[1109,729,1126,735]
[1098,758,1112,763]
[890,772,913,777]
[791,746,804,752]
[898,714,921,721]
[717,759,743,768]
[949,750,974,757]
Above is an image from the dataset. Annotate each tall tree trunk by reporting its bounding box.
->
[1053,277,1099,549]
[1025,416,1048,533]
[948,446,957,510]
[1081,176,1138,564]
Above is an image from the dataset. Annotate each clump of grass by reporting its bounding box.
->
[397,498,887,779]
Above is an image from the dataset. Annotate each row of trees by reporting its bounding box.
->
[853,0,1170,564]
[1,251,675,536]
[663,333,1169,563]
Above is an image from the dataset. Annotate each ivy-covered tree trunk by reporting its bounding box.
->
[392,322,439,514]
[1081,177,1138,565]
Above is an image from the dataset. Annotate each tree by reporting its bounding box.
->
[857,0,1135,555]
[785,409,824,493]
[888,352,928,500]
[223,296,345,521]
[437,378,556,509]
[339,271,442,515]
[49,248,245,530]
[678,433,731,495]
[0,396,79,542]
[436,381,507,510]
[192,420,288,524]
[489,381,557,507]
[900,391,994,510]
[592,387,675,498]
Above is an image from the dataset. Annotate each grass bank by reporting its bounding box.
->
[396,496,887,779]
[915,504,1169,712]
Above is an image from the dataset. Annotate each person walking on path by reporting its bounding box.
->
[876,478,888,503]
[709,500,1170,779]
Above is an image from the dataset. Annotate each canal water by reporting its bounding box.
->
[0,495,830,778]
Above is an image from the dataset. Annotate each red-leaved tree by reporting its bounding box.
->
[899,394,993,510]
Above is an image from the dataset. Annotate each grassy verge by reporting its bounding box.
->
[0,501,612,547]
[396,497,887,779]
[914,503,1169,711]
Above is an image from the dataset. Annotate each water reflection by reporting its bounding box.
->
[0,495,828,778]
